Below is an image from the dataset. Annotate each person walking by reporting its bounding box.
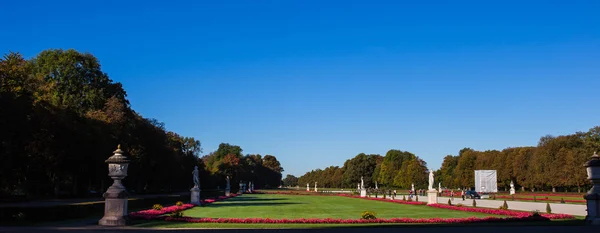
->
[451,190,455,201]
[461,190,465,201]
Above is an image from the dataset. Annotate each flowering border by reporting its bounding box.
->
[129,194,238,220]
[164,215,551,224]
[427,204,574,220]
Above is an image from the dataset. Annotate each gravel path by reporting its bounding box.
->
[371,194,587,216]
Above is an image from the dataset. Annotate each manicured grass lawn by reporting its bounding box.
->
[181,194,496,219]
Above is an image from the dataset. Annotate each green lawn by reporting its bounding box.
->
[181,194,496,219]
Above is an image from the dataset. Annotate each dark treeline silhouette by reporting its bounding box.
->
[0,49,283,199]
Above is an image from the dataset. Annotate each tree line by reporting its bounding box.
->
[436,127,599,193]
[293,151,429,190]
[292,127,598,193]
[0,49,283,198]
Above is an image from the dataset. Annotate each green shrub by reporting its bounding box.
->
[447,199,452,206]
[499,200,509,210]
[383,194,386,199]
[402,195,406,201]
[152,204,163,210]
[546,203,552,214]
[560,198,566,204]
[492,195,496,200]
[170,210,184,218]
[375,193,378,198]
[176,201,184,207]
[361,211,376,220]
[511,195,515,201]
[531,210,541,218]
[533,196,536,202]
[456,203,464,207]
[472,199,477,207]
[416,195,419,202]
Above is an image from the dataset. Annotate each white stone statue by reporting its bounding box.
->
[375,181,378,189]
[439,182,442,193]
[510,180,516,195]
[357,183,360,190]
[314,182,318,192]
[428,170,434,190]
[411,183,415,191]
[306,183,309,191]
[192,166,200,188]
[226,176,230,189]
[361,176,364,189]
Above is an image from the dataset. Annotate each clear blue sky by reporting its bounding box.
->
[2,1,599,177]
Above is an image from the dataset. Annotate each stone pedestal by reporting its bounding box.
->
[510,188,515,195]
[585,152,600,225]
[99,185,129,226]
[585,193,600,225]
[360,189,367,197]
[191,187,201,205]
[427,190,438,204]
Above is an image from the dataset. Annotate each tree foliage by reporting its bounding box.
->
[0,49,284,198]
[437,130,598,192]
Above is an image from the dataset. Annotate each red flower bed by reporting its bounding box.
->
[129,194,239,220]
[130,204,195,220]
[427,204,574,220]
[164,215,551,224]
[495,195,585,203]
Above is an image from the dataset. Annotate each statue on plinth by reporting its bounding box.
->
[192,166,200,188]
[428,170,434,191]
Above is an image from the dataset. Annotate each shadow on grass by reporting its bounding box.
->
[204,202,305,207]
[222,198,290,202]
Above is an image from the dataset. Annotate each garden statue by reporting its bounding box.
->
[225,176,231,196]
[411,183,415,192]
[190,166,200,205]
[361,176,364,189]
[306,183,310,191]
[439,182,442,193]
[428,170,434,190]
[510,180,515,195]
[192,166,200,188]
[375,181,378,189]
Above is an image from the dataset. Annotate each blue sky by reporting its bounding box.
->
[1,1,599,177]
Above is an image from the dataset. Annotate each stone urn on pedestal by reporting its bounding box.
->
[99,145,130,226]
[584,151,600,225]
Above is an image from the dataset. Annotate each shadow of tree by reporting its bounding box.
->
[205,202,305,207]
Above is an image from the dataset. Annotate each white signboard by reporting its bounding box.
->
[474,170,497,193]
